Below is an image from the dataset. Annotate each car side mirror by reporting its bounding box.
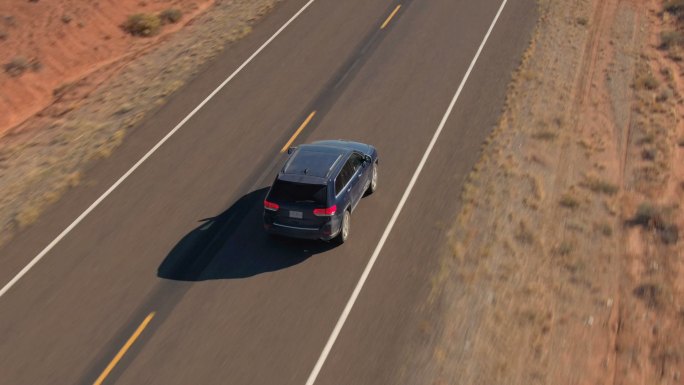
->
[287,146,297,155]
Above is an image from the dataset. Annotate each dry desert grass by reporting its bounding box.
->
[420,0,684,383]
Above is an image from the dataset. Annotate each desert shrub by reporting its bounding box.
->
[53,81,77,98]
[633,283,662,308]
[159,8,182,24]
[4,56,29,77]
[115,103,134,115]
[559,193,580,209]
[660,224,679,244]
[661,66,673,79]
[122,13,161,37]
[655,88,672,102]
[632,202,660,226]
[664,0,684,14]
[531,130,557,141]
[595,222,612,237]
[514,220,535,244]
[635,165,661,183]
[554,241,574,256]
[29,59,42,72]
[3,15,16,26]
[576,17,588,26]
[629,203,678,243]
[635,73,659,90]
[581,176,618,195]
[637,133,655,145]
[660,31,684,49]
[641,147,657,160]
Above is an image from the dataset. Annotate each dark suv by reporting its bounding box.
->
[263,140,378,243]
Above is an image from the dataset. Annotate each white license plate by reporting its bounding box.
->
[289,210,303,219]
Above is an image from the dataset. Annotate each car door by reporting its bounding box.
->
[348,152,366,209]
[335,158,355,211]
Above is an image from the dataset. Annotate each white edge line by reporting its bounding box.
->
[303,0,509,383]
[0,0,318,299]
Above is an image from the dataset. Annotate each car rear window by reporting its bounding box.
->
[269,180,328,204]
[283,150,341,178]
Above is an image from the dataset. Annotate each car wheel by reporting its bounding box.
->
[367,162,378,194]
[338,210,351,244]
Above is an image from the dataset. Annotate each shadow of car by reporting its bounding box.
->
[157,188,337,281]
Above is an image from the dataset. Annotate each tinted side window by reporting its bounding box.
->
[334,176,344,195]
[350,153,364,172]
[335,159,355,195]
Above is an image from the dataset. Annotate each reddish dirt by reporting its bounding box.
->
[614,0,684,382]
[0,0,212,137]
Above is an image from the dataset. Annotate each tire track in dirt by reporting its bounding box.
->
[613,0,684,382]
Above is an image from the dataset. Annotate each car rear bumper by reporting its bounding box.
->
[263,217,340,241]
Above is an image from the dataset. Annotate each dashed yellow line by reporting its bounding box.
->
[93,312,155,385]
[281,111,316,153]
[380,4,401,29]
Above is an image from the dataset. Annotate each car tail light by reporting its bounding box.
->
[264,199,279,211]
[313,205,337,216]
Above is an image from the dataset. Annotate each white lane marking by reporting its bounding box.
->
[0,0,318,299]
[304,0,510,383]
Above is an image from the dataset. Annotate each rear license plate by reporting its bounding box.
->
[289,210,303,219]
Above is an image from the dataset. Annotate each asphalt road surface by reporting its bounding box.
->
[0,0,535,383]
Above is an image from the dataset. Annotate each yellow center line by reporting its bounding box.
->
[281,111,316,153]
[93,312,155,385]
[380,4,401,29]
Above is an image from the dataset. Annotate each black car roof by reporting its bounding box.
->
[279,144,349,184]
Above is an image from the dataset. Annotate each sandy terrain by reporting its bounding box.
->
[418,0,684,383]
[0,0,279,246]
[0,0,214,136]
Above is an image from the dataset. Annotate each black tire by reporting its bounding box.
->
[366,162,378,194]
[337,210,351,244]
